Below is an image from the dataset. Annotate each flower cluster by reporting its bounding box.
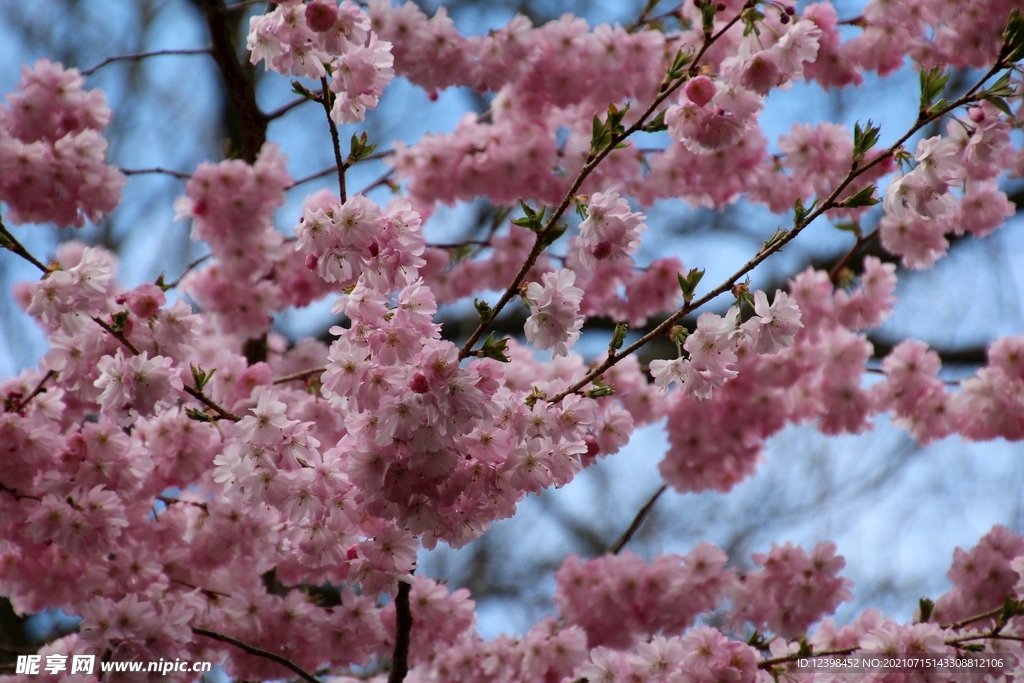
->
[248,0,394,123]
[0,59,124,227]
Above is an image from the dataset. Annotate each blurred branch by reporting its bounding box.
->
[192,0,268,163]
[192,627,320,683]
[319,77,347,202]
[610,485,668,555]
[121,167,193,180]
[387,581,413,683]
[81,48,211,77]
[0,221,49,274]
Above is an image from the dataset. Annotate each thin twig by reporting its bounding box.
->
[319,76,347,202]
[0,221,49,274]
[167,254,213,289]
[92,317,141,355]
[356,168,395,196]
[121,167,192,180]
[157,494,209,511]
[217,0,267,10]
[0,484,42,502]
[10,370,56,413]
[266,95,313,120]
[286,149,394,190]
[387,580,413,683]
[183,386,242,422]
[609,485,667,554]
[82,48,212,76]
[272,366,326,385]
[547,58,1008,405]
[829,229,879,283]
[456,7,750,362]
[942,605,1004,630]
[192,627,320,683]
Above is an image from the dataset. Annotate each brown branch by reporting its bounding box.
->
[266,95,313,120]
[121,167,193,180]
[272,366,326,385]
[81,48,212,77]
[183,385,242,421]
[941,605,1004,630]
[286,150,394,191]
[387,580,413,683]
[547,58,1009,404]
[92,317,141,355]
[9,370,56,414]
[609,485,667,555]
[456,8,750,362]
[319,77,347,202]
[194,0,268,163]
[192,627,320,683]
[0,221,49,274]
[0,485,41,502]
[829,229,879,283]
[167,254,213,289]
[356,168,395,196]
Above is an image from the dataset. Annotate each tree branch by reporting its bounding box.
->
[193,0,268,163]
[272,366,326,385]
[183,385,242,421]
[120,166,193,180]
[547,58,1009,404]
[81,48,212,77]
[387,580,413,683]
[609,485,667,555]
[319,76,347,202]
[0,221,49,274]
[456,7,750,362]
[192,627,320,683]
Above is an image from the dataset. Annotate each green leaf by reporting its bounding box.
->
[474,298,493,323]
[699,0,717,33]
[794,197,817,225]
[538,221,568,249]
[984,95,1014,117]
[1002,9,1024,63]
[677,267,705,304]
[290,80,317,99]
[918,597,934,623]
[191,363,215,391]
[586,384,615,398]
[852,120,881,162]
[574,197,589,220]
[1001,595,1024,623]
[761,227,789,253]
[512,201,546,231]
[833,221,863,240]
[919,67,949,112]
[185,407,213,423]
[643,110,667,133]
[347,131,377,164]
[110,310,130,333]
[477,333,510,362]
[669,325,689,356]
[609,321,628,354]
[842,185,880,209]
[667,49,694,80]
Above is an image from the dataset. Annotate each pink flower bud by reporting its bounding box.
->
[305,1,339,33]
[685,75,716,107]
[410,372,430,393]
